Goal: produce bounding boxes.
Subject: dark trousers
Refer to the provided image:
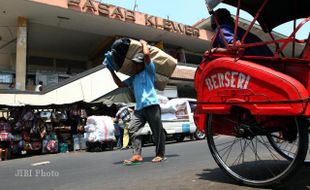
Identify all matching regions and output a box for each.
[128,105,165,156]
[115,128,124,148]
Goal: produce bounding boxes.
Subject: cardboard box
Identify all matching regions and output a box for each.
[117,39,178,90]
[155,73,170,91]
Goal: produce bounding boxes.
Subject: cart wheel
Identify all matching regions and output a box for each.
[267,119,310,165]
[206,113,308,188]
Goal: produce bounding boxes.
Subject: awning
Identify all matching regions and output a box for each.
[91,87,135,107]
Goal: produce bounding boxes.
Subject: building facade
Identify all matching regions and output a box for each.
[0,0,213,95]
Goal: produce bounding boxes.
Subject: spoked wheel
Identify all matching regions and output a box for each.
[267,119,310,165]
[206,113,308,188]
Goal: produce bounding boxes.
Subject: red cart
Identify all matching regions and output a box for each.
[194,0,310,187]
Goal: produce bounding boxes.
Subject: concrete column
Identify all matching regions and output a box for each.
[15,17,27,91]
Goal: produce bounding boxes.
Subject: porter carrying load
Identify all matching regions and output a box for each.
[104,38,177,90]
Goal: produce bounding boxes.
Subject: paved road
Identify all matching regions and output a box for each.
[0,140,309,190]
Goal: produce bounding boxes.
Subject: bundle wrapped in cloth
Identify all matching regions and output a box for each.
[105,38,178,91]
[84,116,115,142]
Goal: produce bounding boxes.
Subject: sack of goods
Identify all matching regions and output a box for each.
[84,116,115,142]
[105,38,178,91]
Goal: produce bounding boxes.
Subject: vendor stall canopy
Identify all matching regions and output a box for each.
[206,0,310,32]
[91,87,135,107]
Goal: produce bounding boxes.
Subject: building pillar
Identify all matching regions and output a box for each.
[15,17,27,90]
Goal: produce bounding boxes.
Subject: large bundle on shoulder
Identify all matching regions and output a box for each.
[110,38,178,91]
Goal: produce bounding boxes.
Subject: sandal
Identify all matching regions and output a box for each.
[151,156,167,163]
[123,155,143,166]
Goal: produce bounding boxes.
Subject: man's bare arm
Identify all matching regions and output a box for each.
[108,69,127,87]
[140,39,151,64]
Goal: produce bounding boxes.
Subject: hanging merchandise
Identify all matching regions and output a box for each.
[59,143,68,153]
[0,118,12,141]
[47,140,57,151]
[40,111,53,122]
[42,128,58,154]
[30,141,42,151]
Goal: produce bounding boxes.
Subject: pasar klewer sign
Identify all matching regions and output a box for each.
[67,0,200,37]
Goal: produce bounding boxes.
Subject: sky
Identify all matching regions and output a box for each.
[99,0,309,40]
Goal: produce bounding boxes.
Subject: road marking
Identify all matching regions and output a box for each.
[31,161,50,166]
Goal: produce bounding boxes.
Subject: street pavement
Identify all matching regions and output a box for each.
[0,140,309,190]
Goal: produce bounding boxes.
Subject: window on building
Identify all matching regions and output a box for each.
[0,73,13,84]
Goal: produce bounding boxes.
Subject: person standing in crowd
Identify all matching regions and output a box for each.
[108,39,166,164]
[69,104,81,151]
[210,8,273,56]
[113,120,123,149]
[35,81,43,92]
[9,82,15,89]
[0,117,11,161]
[115,105,133,149]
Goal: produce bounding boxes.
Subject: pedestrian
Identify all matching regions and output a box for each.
[108,39,166,164]
[35,81,43,92]
[210,8,273,56]
[115,105,133,149]
[0,117,11,161]
[113,119,123,149]
[9,82,15,89]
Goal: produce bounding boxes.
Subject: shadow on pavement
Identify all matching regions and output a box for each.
[278,166,310,190]
[197,165,310,190]
[113,154,180,165]
[197,168,240,186]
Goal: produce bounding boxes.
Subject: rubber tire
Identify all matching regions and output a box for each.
[268,121,310,166]
[206,114,308,188]
[194,128,206,140]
